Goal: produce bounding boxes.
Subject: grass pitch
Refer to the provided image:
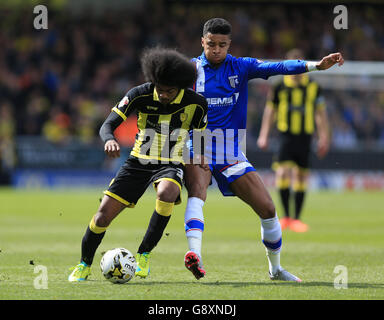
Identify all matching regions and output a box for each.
[0,187,383,300]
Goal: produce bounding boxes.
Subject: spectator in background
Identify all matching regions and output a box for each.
[0,2,383,148]
[0,101,16,184]
[331,114,358,149]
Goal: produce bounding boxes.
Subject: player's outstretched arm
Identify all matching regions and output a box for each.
[249,52,344,79]
[309,52,344,71]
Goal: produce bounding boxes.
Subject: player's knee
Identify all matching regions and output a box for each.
[276,166,290,180]
[185,179,208,200]
[157,183,180,203]
[93,212,111,228]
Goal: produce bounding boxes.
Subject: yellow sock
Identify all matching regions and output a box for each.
[155,199,174,217]
[89,215,107,234]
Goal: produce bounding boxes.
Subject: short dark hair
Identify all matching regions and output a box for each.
[203,18,232,36]
[140,47,197,89]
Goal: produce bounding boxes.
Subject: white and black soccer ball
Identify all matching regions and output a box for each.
[100,248,136,284]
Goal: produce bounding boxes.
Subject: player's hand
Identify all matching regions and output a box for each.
[194,154,210,171]
[104,139,121,158]
[316,53,344,70]
[257,136,269,150]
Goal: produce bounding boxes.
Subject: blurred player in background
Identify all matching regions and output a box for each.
[183,18,343,281]
[257,48,330,233]
[68,47,207,282]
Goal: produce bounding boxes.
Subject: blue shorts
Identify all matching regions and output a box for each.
[210,160,256,196]
[187,136,256,196]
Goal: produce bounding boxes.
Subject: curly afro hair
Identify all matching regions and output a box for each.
[141,47,197,89]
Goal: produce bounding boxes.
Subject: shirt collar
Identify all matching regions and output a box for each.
[153,87,185,104]
[199,52,210,66]
[199,52,230,68]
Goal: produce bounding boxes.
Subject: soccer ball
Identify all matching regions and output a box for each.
[100,248,136,284]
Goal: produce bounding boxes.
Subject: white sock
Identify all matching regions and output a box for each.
[260,214,282,275]
[266,250,281,275]
[184,197,205,259]
[187,237,202,260]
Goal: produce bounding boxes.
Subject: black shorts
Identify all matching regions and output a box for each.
[273,134,312,170]
[104,156,184,207]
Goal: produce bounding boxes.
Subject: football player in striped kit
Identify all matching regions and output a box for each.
[69,47,208,282]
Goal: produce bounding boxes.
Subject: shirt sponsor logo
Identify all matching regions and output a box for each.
[206,93,239,107]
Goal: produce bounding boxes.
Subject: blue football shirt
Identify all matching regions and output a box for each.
[192,53,308,164]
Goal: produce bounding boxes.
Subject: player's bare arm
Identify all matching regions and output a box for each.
[315,108,330,158]
[257,102,276,150]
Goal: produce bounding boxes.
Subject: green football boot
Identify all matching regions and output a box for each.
[135,252,151,278]
[68,262,91,282]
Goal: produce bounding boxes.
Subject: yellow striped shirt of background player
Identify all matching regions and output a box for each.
[257,48,330,232]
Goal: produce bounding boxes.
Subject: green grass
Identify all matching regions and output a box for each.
[0,187,383,300]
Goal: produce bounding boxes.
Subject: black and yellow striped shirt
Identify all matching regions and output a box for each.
[112,82,208,163]
[267,75,325,136]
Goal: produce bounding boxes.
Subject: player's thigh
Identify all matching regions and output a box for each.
[274,136,298,173]
[103,157,156,215]
[184,164,212,201]
[230,171,275,219]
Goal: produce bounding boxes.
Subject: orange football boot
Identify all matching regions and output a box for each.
[279,217,292,230]
[289,219,309,232]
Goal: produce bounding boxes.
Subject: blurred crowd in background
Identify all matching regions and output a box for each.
[1,0,384,177]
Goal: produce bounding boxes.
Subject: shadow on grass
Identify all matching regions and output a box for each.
[126,281,384,289]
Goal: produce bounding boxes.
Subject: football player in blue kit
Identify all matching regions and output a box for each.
[183,18,344,281]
